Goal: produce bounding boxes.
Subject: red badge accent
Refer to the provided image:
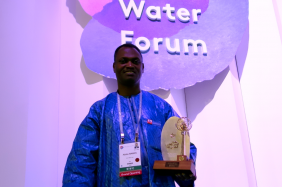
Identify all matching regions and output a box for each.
[135,158,140,162]
[147,119,153,124]
[119,170,142,177]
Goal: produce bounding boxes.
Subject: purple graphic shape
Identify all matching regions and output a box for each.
[93,0,209,39]
[81,0,249,90]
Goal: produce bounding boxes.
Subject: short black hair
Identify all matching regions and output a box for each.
[114,43,142,61]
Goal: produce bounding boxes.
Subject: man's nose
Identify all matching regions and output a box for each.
[126,61,133,67]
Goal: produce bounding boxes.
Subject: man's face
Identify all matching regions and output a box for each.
[113,47,144,87]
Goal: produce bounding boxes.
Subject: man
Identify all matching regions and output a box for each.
[135,142,139,149]
[63,44,197,187]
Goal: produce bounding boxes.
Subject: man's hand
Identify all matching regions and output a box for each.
[175,172,197,181]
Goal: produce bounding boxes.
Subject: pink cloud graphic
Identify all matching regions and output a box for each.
[79,0,112,16]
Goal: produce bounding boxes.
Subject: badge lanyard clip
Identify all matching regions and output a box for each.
[121,133,125,144]
[134,133,139,142]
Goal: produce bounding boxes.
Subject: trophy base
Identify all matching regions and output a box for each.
[153,155,196,179]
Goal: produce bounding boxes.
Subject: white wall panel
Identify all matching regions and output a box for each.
[184,61,250,187]
[0,1,31,186]
[57,1,108,185]
[238,1,282,187]
[24,1,61,187]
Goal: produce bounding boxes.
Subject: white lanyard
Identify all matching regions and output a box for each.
[117,91,142,144]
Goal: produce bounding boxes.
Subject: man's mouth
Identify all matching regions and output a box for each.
[124,71,135,75]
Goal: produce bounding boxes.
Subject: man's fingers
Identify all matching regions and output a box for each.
[175,172,196,181]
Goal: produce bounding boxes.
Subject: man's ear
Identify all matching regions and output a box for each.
[113,62,116,73]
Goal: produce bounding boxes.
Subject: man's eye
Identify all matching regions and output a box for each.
[133,59,140,64]
[119,59,126,64]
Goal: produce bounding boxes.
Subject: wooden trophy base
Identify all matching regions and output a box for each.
[153,155,196,179]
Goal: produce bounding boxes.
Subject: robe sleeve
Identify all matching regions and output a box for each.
[62,103,101,187]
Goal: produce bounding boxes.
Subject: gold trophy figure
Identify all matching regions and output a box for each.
[175,117,192,162]
[153,117,196,180]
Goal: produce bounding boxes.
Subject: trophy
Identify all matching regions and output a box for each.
[153,117,196,180]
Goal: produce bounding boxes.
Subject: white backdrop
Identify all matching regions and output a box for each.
[0,0,282,187]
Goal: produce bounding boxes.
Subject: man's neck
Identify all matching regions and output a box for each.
[117,83,141,97]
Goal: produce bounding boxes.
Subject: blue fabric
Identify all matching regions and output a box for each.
[63,91,197,187]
